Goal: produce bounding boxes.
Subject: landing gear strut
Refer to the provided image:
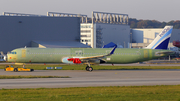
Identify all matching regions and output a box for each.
[85,63,93,72]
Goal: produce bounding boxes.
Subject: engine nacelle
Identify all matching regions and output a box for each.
[62,57,106,64]
[68,58,81,64]
[62,57,81,64]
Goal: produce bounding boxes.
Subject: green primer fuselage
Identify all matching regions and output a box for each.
[7,48,170,64]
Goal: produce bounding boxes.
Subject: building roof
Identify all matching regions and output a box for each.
[32,40,91,48]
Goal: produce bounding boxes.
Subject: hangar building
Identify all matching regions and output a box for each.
[0,12,88,53]
[80,11,130,48]
[48,11,130,48]
[131,28,180,48]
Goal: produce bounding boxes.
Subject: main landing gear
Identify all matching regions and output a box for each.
[85,63,93,72]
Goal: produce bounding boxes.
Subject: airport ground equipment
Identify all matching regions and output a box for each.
[4,65,34,72]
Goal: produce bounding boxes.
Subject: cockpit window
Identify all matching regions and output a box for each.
[10,52,17,54]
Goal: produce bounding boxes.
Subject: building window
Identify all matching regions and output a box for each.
[81,30,91,33]
[84,40,91,42]
[81,34,91,37]
[81,25,91,28]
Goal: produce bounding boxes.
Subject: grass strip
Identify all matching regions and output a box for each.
[0,75,70,79]
[1,64,180,70]
[1,85,180,101]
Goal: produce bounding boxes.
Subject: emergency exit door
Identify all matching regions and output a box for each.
[22,49,26,58]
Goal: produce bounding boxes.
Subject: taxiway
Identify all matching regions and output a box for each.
[0,69,180,89]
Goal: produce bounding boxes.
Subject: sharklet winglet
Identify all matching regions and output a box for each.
[108,46,117,56]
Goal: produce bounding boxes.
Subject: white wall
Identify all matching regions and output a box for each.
[80,23,93,47]
[131,28,180,48]
[132,28,180,43]
[132,28,163,43]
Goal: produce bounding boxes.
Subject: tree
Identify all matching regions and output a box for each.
[128,18,180,29]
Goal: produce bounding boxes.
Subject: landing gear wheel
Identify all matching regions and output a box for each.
[14,68,18,72]
[88,67,93,72]
[86,66,89,71]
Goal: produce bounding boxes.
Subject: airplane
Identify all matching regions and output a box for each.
[173,40,180,48]
[7,26,174,71]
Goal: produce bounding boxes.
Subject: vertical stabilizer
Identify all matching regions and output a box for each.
[146,26,173,49]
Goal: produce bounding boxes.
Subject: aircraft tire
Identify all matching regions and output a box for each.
[30,69,34,72]
[86,66,89,71]
[14,68,18,72]
[88,67,93,72]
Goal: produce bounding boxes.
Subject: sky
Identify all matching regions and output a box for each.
[0,0,179,22]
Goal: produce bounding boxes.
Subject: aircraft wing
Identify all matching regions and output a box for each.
[79,46,116,60]
[66,46,116,64]
[79,55,107,60]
